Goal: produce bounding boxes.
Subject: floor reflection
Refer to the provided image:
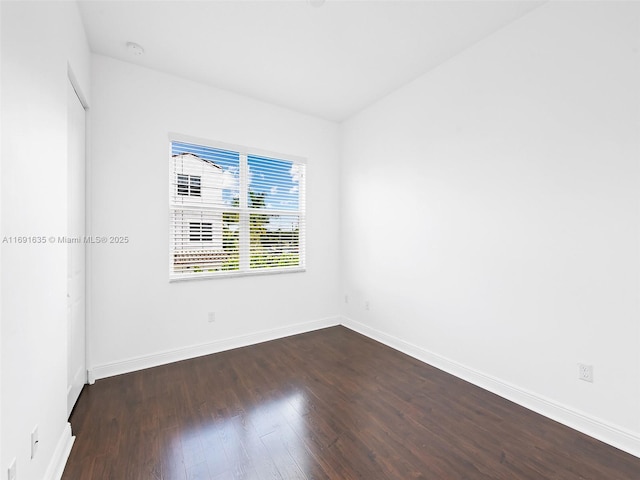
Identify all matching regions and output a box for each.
[168,389,311,479]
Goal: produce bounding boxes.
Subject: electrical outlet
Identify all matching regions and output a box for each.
[207,312,216,323]
[31,425,39,459]
[364,300,370,311]
[578,363,594,383]
[344,295,349,304]
[7,458,16,480]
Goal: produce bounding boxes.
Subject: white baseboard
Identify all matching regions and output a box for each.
[340,315,640,459]
[44,422,75,480]
[85,314,640,458]
[88,316,340,382]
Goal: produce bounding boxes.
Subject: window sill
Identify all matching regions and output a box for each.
[169,267,306,282]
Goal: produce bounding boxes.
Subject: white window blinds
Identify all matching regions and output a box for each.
[170,139,306,280]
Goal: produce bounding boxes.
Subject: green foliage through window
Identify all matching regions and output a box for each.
[170,140,305,279]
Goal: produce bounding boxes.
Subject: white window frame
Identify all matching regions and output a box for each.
[169,133,306,281]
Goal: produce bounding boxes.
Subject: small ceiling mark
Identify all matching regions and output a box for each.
[126,41,145,56]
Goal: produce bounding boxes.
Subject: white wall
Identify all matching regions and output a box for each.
[88,55,341,378]
[1,1,90,479]
[0,2,3,475]
[341,1,640,453]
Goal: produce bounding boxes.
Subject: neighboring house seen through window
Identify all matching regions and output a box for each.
[177,174,201,197]
[189,222,213,242]
[169,138,306,279]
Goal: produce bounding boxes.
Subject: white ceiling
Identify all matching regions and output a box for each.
[78,0,544,122]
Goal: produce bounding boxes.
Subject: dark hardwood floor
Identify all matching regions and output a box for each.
[63,326,640,479]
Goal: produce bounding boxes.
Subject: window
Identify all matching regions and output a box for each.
[177,174,201,197]
[169,137,306,280]
[189,222,213,242]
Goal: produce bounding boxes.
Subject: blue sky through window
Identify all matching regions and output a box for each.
[248,155,300,211]
[172,142,301,213]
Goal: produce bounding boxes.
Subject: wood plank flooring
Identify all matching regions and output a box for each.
[63,326,640,479]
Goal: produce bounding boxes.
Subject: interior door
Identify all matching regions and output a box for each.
[67,79,86,416]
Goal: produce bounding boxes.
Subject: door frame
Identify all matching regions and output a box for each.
[67,66,89,415]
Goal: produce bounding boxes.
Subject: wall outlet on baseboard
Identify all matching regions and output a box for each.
[578,363,594,383]
[7,458,16,480]
[364,300,370,311]
[207,312,216,323]
[344,294,349,304]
